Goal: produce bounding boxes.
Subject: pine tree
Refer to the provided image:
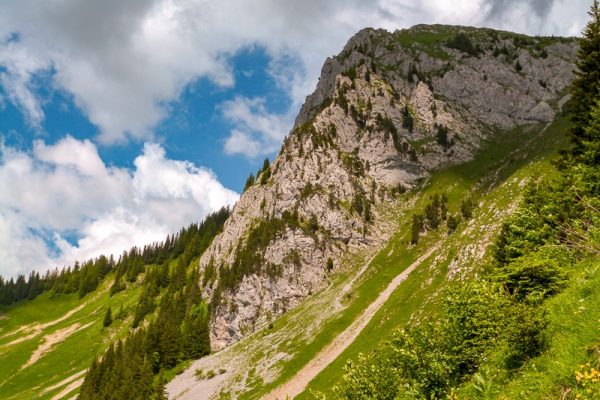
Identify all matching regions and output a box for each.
[447,214,459,233]
[183,312,211,359]
[440,194,448,221]
[110,274,125,296]
[259,158,271,184]
[103,307,113,327]
[326,257,334,271]
[243,173,255,192]
[461,198,474,219]
[411,214,423,244]
[569,0,600,155]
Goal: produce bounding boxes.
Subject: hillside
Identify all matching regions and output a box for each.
[200,24,576,350]
[0,22,595,400]
[167,115,572,399]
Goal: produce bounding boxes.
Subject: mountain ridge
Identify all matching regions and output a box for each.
[0,23,585,400]
[199,24,577,350]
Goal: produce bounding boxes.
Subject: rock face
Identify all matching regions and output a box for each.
[200,25,577,350]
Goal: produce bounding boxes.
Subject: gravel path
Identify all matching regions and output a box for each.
[263,245,439,400]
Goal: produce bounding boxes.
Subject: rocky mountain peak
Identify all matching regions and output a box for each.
[200,25,577,349]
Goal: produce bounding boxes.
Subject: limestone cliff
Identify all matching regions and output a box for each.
[200,25,576,349]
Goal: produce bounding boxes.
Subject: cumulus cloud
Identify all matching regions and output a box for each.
[222,96,292,158]
[0,136,239,278]
[0,1,589,146]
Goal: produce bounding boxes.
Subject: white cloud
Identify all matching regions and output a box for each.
[0,0,590,145]
[222,96,292,158]
[0,39,47,129]
[0,136,239,278]
[223,130,263,159]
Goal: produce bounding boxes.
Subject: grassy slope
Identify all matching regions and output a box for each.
[173,118,567,400]
[501,258,600,399]
[450,255,600,400]
[455,258,600,399]
[0,274,142,400]
[297,119,570,398]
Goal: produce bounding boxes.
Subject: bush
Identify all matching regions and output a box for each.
[447,32,481,56]
[402,105,414,133]
[515,60,523,72]
[494,246,570,301]
[326,257,334,271]
[436,124,450,147]
[505,303,548,367]
[334,283,514,399]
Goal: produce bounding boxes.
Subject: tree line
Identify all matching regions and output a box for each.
[0,207,230,306]
[79,207,230,399]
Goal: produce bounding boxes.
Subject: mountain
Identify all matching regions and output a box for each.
[200,24,576,349]
[1,22,596,400]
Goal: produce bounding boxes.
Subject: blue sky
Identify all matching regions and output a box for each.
[1,46,287,192]
[0,0,591,278]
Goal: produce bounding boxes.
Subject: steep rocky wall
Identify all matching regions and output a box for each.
[200,25,576,350]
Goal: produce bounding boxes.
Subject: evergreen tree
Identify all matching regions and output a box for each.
[103,307,113,327]
[446,214,459,233]
[259,158,271,184]
[402,105,414,132]
[116,304,125,320]
[440,194,449,221]
[460,197,475,219]
[183,312,211,359]
[66,208,230,397]
[411,214,423,244]
[110,273,125,296]
[326,257,334,272]
[243,173,255,192]
[570,0,600,155]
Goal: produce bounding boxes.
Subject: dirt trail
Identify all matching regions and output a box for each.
[263,245,439,400]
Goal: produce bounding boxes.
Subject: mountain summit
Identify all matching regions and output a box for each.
[199,24,577,349]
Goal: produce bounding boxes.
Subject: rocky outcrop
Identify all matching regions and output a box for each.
[200,25,577,350]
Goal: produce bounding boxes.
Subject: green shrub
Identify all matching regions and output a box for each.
[446,32,481,56]
[326,257,334,271]
[436,124,450,147]
[495,247,569,301]
[402,105,414,133]
[334,283,514,399]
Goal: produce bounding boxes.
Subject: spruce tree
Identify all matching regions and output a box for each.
[243,173,255,192]
[259,158,271,184]
[570,0,600,154]
[103,306,113,327]
[411,214,423,244]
